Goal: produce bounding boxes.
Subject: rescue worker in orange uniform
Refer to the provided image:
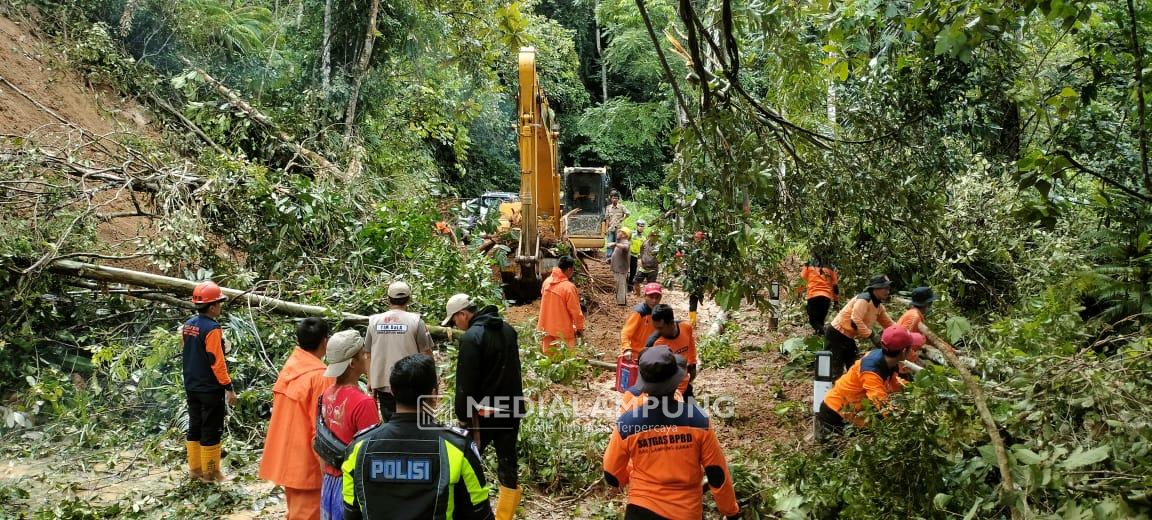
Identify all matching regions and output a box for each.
[182,281,237,482]
[538,255,585,355]
[799,256,839,334]
[603,346,741,520]
[899,286,949,355]
[815,326,913,444]
[619,283,663,361]
[824,274,895,379]
[643,304,697,397]
[259,318,335,519]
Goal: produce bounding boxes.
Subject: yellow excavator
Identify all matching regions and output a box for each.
[489,47,608,300]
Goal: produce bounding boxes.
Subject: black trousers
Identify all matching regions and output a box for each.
[479,422,520,488]
[824,325,858,380]
[374,389,396,421]
[815,401,846,445]
[628,256,638,288]
[624,504,670,519]
[186,390,226,447]
[689,292,703,313]
[806,296,832,334]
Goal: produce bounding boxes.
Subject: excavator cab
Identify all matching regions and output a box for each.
[562,167,609,251]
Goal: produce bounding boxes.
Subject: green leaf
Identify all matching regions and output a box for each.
[962,498,984,520]
[779,337,807,356]
[1059,446,1109,469]
[832,60,849,82]
[1013,447,1045,465]
[933,493,952,509]
[945,316,972,343]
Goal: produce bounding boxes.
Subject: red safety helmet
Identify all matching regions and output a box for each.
[192,281,227,304]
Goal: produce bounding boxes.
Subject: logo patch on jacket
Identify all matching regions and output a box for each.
[368,456,432,482]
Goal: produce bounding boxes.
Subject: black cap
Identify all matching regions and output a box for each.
[636,346,686,396]
[866,274,892,290]
[910,287,937,307]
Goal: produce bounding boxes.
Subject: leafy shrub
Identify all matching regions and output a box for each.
[770,305,1152,519]
[699,327,742,369]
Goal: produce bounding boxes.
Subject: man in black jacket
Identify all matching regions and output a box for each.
[442,294,525,520]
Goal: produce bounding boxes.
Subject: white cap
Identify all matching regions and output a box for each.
[323,330,364,377]
[388,281,412,299]
[635,219,646,226]
[441,293,474,326]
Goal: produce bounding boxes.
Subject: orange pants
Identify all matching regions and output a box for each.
[541,334,575,356]
[284,486,321,520]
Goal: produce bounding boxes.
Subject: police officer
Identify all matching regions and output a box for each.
[342,354,493,520]
[365,281,434,420]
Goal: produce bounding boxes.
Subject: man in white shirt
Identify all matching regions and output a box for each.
[364,281,434,419]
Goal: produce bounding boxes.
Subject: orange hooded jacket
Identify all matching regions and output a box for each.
[258,347,333,490]
[539,267,585,340]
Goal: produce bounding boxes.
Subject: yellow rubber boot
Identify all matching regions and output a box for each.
[495,485,522,520]
[689,311,698,328]
[186,441,203,479]
[200,443,227,482]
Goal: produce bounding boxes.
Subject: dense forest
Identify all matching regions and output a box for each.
[0,0,1150,518]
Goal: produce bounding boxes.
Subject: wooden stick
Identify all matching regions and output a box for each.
[924,331,1025,518]
[146,92,227,155]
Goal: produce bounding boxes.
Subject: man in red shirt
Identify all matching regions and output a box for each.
[643,304,697,397]
[318,330,380,520]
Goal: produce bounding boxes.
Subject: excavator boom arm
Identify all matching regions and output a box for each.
[516,47,561,275]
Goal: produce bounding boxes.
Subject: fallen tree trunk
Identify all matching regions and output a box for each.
[44,259,459,340]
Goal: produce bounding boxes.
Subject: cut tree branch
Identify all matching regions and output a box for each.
[178,57,343,178]
[145,92,227,155]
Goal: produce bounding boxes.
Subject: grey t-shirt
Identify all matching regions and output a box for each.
[364,308,433,392]
[611,239,631,274]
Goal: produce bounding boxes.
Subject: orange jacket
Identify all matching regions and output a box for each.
[258,347,333,490]
[823,349,906,427]
[604,397,740,518]
[800,265,839,301]
[897,308,926,364]
[619,303,656,357]
[618,386,683,414]
[539,267,585,339]
[645,321,696,394]
[831,292,894,339]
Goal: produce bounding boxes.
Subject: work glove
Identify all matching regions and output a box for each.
[869,334,882,349]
